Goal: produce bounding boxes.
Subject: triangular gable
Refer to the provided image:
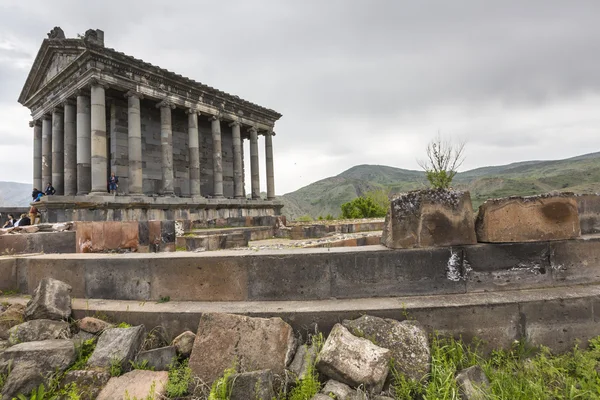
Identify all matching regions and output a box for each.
[18,39,87,105]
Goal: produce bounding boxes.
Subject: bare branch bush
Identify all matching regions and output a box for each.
[417,134,466,189]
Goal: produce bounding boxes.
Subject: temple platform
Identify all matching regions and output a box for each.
[34,195,283,223]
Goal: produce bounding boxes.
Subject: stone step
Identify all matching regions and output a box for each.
[2,236,599,302]
[3,283,600,353]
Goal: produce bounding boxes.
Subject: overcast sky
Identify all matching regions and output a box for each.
[1,1,600,194]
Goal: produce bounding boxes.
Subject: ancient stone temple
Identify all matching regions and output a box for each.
[19,27,282,222]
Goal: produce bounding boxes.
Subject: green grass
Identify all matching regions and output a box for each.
[67,338,96,372]
[166,358,192,398]
[390,334,600,400]
[208,366,236,400]
[116,322,132,328]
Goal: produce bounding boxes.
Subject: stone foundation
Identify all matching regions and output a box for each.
[34,195,283,223]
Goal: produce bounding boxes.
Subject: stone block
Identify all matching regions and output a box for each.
[189,313,296,384]
[577,194,600,234]
[61,370,111,400]
[91,221,105,252]
[148,220,162,245]
[0,304,25,340]
[136,346,176,371]
[138,221,149,246]
[0,258,16,291]
[316,324,390,392]
[342,315,430,381]
[0,339,76,379]
[97,370,168,400]
[75,222,93,253]
[321,380,354,399]
[228,369,275,400]
[381,189,476,249]
[120,221,139,249]
[476,194,580,243]
[87,325,146,372]
[103,222,123,250]
[25,277,72,321]
[288,343,318,380]
[1,360,43,400]
[7,319,70,345]
[456,365,489,400]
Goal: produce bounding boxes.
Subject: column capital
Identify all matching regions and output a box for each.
[208,114,221,122]
[29,120,42,127]
[42,114,52,121]
[229,120,241,128]
[247,126,258,135]
[75,88,90,97]
[156,98,175,109]
[263,130,276,137]
[63,98,76,107]
[186,108,200,115]
[52,106,64,114]
[124,90,144,100]
[88,77,108,89]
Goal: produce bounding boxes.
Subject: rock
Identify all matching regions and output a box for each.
[136,346,176,371]
[1,361,44,400]
[25,278,72,321]
[0,340,7,352]
[7,319,70,345]
[476,194,580,243]
[342,315,430,381]
[77,317,113,334]
[0,304,25,340]
[311,395,332,400]
[381,189,477,249]
[322,380,354,399]
[228,369,275,400]
[52,222,72,232]
[316,324,390,392]
[456,365,489,400]
[87,325,145,372]
[0,340,75,400]
[21,225,39,234]
[61,370,111,400]
[189,313,296,384]
[373,396,395,400]
[96,369,168,400]
[289,343,318,380]
[72,331,96,349]
[172,330,195,357]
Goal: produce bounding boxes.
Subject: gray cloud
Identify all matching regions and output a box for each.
[1,0,600,191]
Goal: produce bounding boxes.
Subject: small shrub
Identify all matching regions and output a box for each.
[166,358,192,398]
[340,196,387,219]
[14,383,58,400]
[208,366,236,400]
[68,338,96,372]
[157,296,170,304]
[130,359,155,371]
[116,322,132,328]
[296,215,313,222]
[288,332,325,400]
[109,357,123,377]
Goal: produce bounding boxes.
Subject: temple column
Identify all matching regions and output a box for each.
[51,107,64,195]
[187,109,201,196]
[249,127,260,199]
[63,100,77,195]
[76,93,91,195]
[41,116,52,188]
[230,121,244,199]
[90,82,107,194]
[31,120,42,191]
[265,131,275,200]
[210,116,223,198]
[126,91,143,194]
[157,99,175,195]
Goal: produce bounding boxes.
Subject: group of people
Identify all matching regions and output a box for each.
[2,213,31,228]
[32,183,56,202]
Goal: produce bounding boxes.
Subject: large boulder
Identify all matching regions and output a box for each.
[342,315,430,381]
[172,330,195,357]
[381,189,476,249]
[96,370,168,400]
[456,365,489,400]
[0,340,76,400]
[25,278,72,321]
[61,370,111,400]
[228,369,275,400]
[475,194,580,243]
[189,313,296,384]
[87,326,145,372]
[7,319,70,345]
[316,324,390,392]
[0,304,25,340]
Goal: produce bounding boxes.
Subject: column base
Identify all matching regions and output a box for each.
[88,191,110,196]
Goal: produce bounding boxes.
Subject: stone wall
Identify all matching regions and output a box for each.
[577,194,600,234]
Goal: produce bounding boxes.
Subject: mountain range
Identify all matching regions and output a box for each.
[279,152,600,220]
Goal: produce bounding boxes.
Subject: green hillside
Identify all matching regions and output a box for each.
[280,152,600,220]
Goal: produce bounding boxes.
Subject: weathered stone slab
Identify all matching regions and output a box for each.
[1,360,44,400]
[136,346,176,371]
[189,313,296,384]
[87,326,145,372]
[316,324,390,392]
[25,277,72,321]
[578,194,600,234]
[321,379,354,399]
[172,330,195,357]
[96,370,168,400]
[289,343,318,380]
[456,365,489,400]
[476,194,580,243]
[342,315,430,381]
[381,189,476,249]
[7,319,70,345]
[61,370,111,400]
[77,316,113,334]
[0,304,25,340]
[228,369,275,400]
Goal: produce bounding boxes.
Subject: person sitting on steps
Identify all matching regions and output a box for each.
[44,182,55,195]
[2,214,15,228]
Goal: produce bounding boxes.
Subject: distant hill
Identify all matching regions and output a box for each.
[0,182,32,207]
[280,152,600,220]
